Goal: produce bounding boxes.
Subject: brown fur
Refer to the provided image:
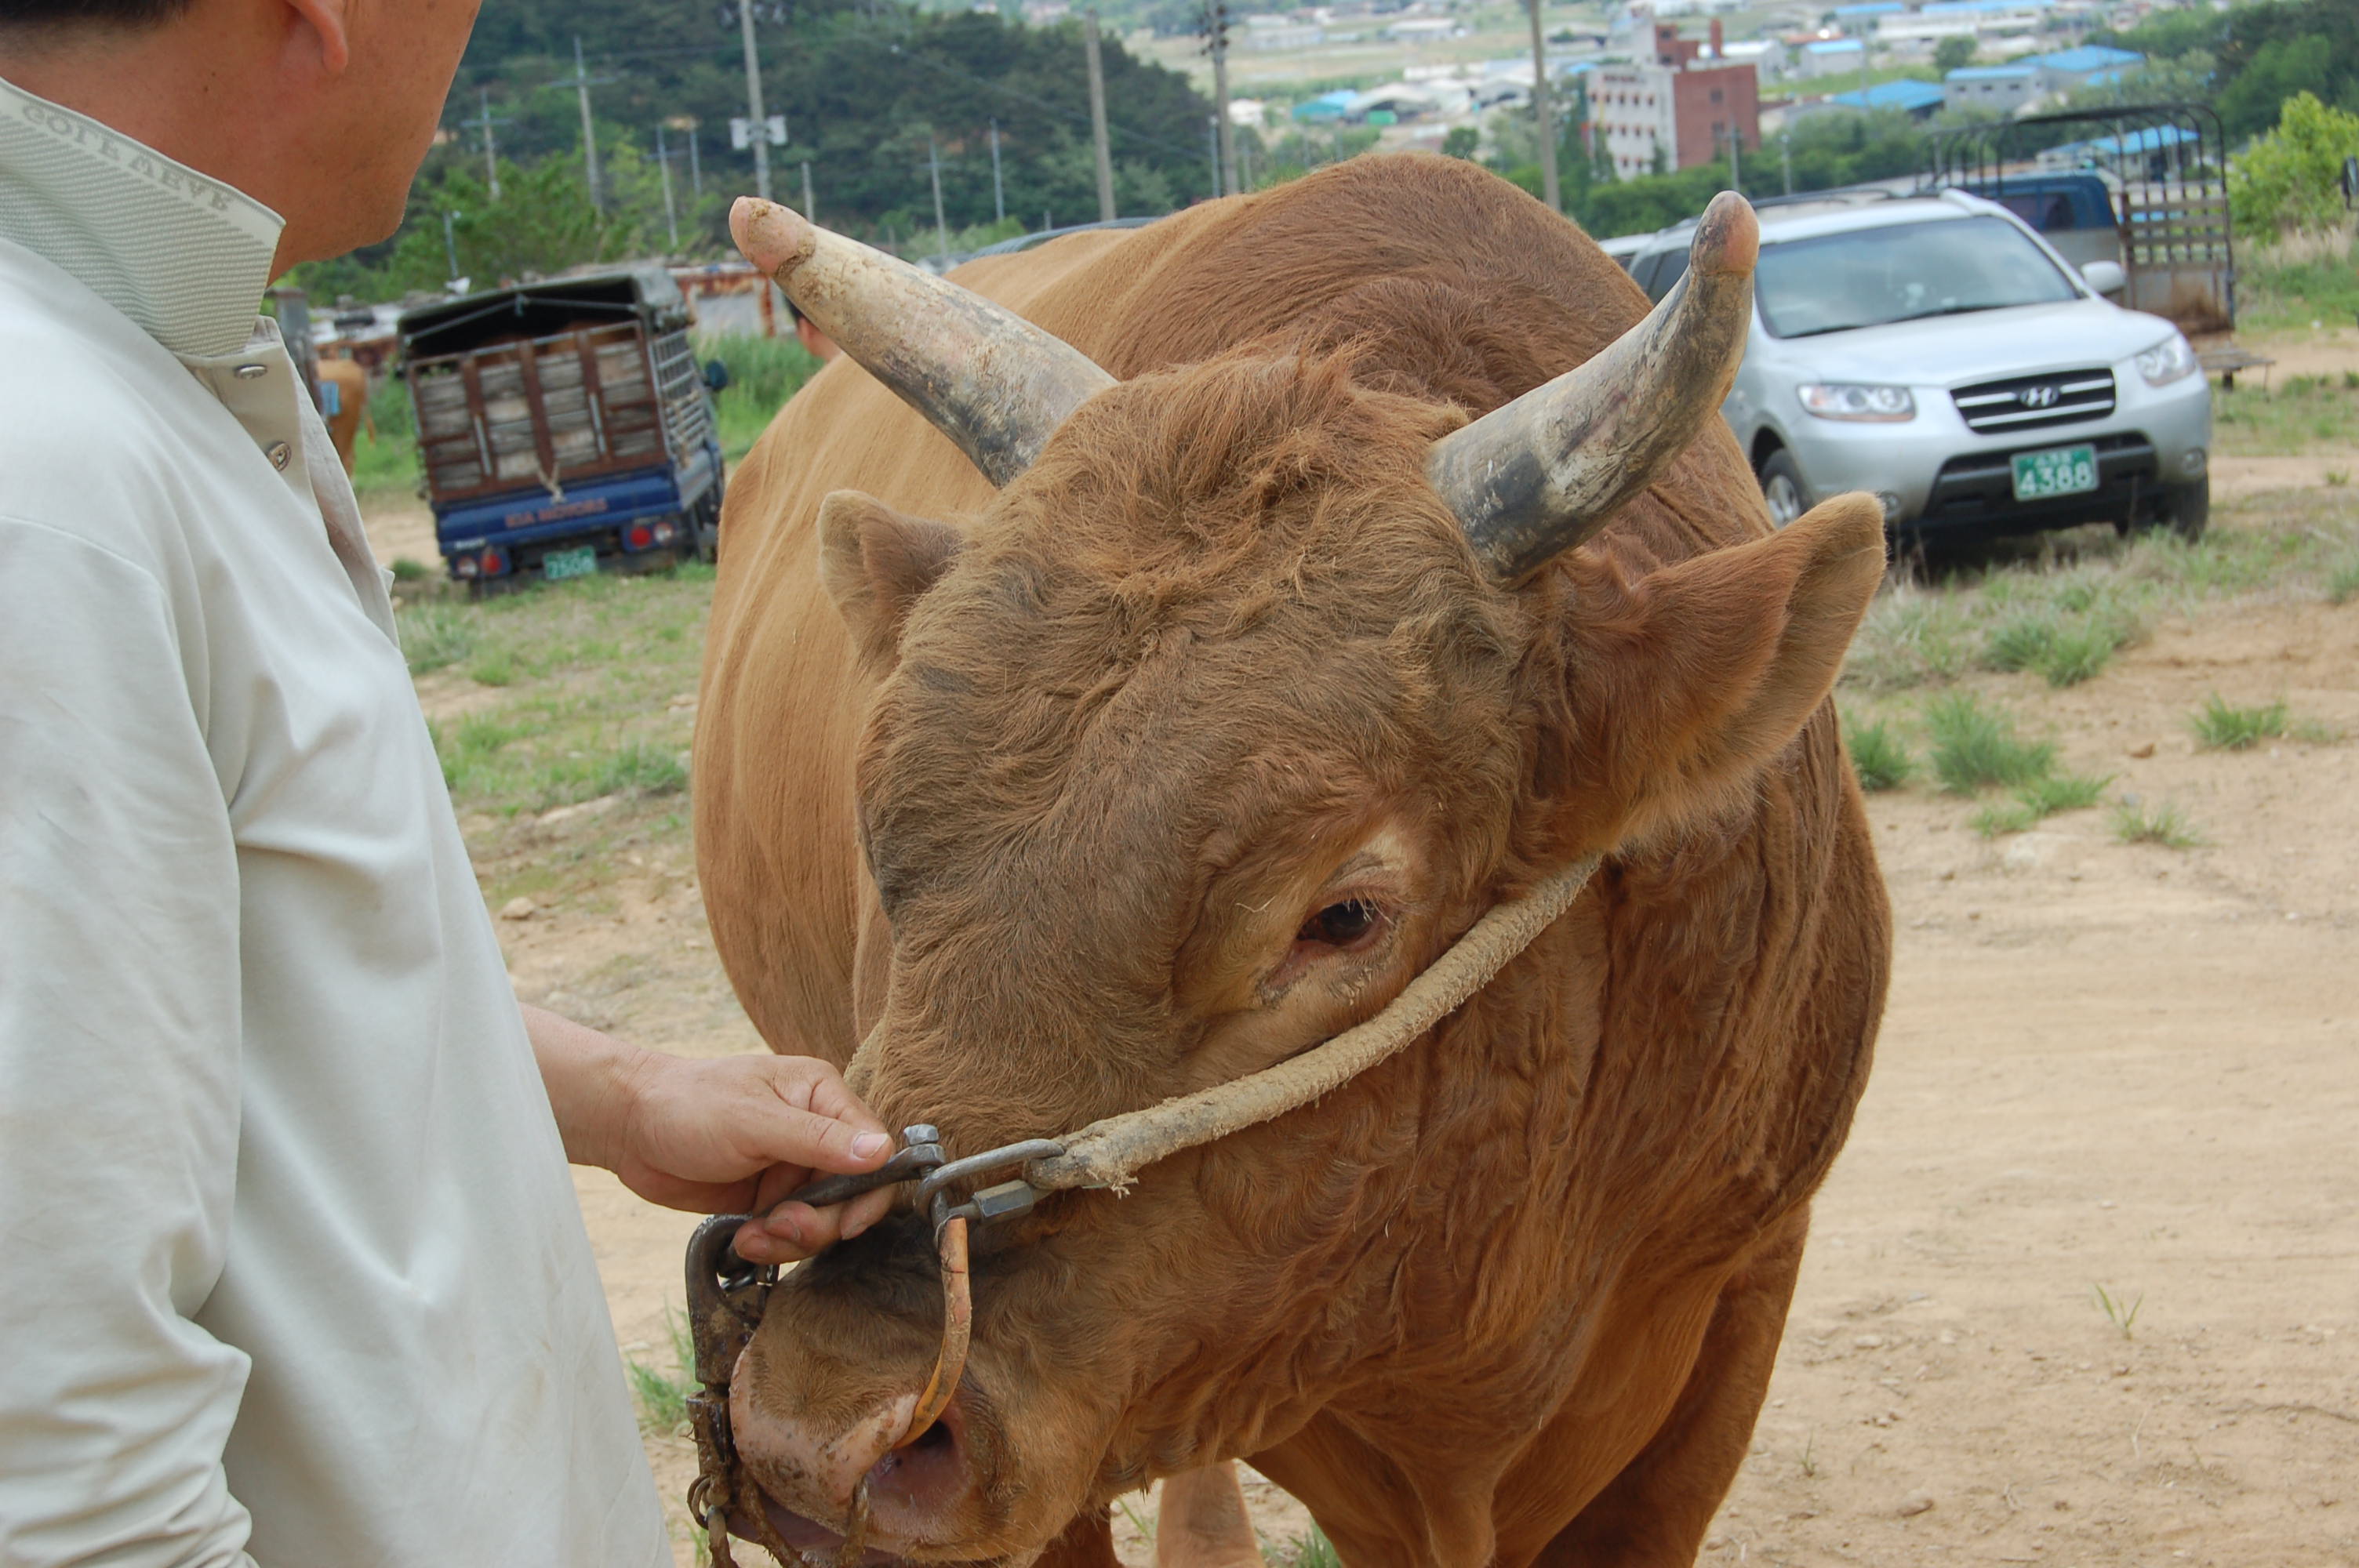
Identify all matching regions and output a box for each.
[694,156,1891,1565]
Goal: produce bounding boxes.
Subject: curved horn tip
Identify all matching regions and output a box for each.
[1691,191,1760,278]
[729,195,816,279]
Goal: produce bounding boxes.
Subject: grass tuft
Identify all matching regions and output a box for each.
[1925,692,2055,794]
[2328,557,2359,607]
[397,601,478,675]
[623,1308,696,1436]
[2112,798,2205,849]
[390,555,431,582]
[1970,769,2111,837]
[1845,716,1915,792]
[1270,1526,1343,1568]
[2190,694,2288,751]
[2092,1283,2144,1341]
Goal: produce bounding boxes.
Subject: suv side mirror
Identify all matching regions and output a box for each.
[2080,260,2126,296]
[703,358,732,393]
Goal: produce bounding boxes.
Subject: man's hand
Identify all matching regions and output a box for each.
[524,1005,896,1266]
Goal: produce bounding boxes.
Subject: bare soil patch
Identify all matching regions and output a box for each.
[375,485,2359,1565]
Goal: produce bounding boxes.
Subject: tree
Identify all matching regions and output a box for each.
[1932,35,1976,74]
[2214,0,2359,142]
[1442,125,1481,160]
[2228,91,2359,238]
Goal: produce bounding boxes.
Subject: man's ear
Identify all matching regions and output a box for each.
[1522,492,1888,855]
[817,490,966,670]
[282,0,354,73]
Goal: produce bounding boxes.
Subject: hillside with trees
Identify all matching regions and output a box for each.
[296,0,1212,299]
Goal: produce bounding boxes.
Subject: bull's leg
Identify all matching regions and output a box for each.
[1153,1464,1264,1568]
[1531,1210,1808,1566]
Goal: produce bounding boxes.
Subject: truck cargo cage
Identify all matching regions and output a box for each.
[1922,103,2235,336]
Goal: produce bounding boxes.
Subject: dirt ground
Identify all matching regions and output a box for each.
[370,346,2359,1566]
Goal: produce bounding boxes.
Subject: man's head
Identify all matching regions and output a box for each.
[0,0,482,276]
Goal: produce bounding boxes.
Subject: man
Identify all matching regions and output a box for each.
[0,2,892,1563]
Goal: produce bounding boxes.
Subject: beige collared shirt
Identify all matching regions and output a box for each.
[0,78,669,1567]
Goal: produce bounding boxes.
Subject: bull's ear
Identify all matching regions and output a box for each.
[818,489,965,669]
[1525,493,1886,853]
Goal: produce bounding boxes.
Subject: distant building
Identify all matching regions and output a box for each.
[1943,61,2038,111]
[1593,20,1761,178]
[1824,78,1947,116]
[1797,36,1866,78]
[2028,43,2142,91]
[1243,15,1327,49]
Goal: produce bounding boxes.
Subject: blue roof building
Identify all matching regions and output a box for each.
[1943,61,2038,111]
[1828,78,1948,115]
[2030,44,2142,75]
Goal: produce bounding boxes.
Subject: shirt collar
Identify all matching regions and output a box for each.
[0,74,284,358]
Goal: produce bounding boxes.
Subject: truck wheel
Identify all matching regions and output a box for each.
[1759,448,1811,528]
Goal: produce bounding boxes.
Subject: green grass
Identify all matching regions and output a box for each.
[2211,372,2359,459]
[703,334,827,461]
[1843,714,1915,791]
[1979,608,2136,688]
[1924,692,2056,795]
[623,1308,696,1436]
[2190,694,2289,751]
[2328,556,2359,606]
[1971,768,2113,837]
[1268,1526,1342,1568]
[2238,242,2359,336]
[2112,797,2205,849]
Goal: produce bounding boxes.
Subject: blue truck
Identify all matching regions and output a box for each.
[398,267,725,587]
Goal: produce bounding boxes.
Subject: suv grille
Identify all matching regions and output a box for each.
[1950,368,2115,435]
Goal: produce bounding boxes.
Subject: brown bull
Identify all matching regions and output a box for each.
[693,155,1891,1566]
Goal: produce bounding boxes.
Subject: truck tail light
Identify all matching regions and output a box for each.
[626,523,655,550]
[480,547,509,577]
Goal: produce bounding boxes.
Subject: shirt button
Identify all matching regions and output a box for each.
[235,363,269,379]
[267,441,292,470]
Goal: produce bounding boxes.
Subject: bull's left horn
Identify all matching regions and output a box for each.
[1426,191,1760,583]
[731,197,1117,488]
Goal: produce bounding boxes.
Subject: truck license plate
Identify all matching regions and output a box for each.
[543,545,598,582]
[2010,443,2099,502]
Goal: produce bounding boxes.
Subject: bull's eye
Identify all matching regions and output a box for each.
[1298,898,1383,949]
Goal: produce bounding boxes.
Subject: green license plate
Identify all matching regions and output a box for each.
[2010,443,2099,502]
[542,545,598,582]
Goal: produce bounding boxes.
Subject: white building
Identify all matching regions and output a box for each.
[1796,36,1866,78]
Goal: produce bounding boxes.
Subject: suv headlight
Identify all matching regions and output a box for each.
[2135,333,2199,387]
[1797,383,1916,422]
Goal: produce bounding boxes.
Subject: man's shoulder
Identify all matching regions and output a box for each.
[0,247,241,574]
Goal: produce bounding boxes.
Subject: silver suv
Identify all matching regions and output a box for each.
[1624,188,2212,539]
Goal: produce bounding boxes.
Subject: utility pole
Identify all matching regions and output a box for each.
[1781,129,1793,194]
[552,37,617,209]
[1726,122,1740,191]
[739,0,772,199]
[990,118,1006,224]
[685,121,703,196]
[441,210,463,281]
[799,156,815,221]
[1527,0,1560,213]
[1084,11,1118,221]
[1201,0,1237,199]
[656,122,681,252]
[929,134,951,262]
[463,89,509,200]
[1206,113,1223,198]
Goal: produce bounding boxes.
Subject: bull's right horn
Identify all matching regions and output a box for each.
[731,197,1118,488]
[1426,191,1760,583]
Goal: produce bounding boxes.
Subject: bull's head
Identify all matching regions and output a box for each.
[721,187,1883,1563]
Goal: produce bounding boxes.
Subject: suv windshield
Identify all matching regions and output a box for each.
[1754,214,2080,339]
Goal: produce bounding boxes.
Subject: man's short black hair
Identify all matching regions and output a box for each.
[0,0,193,27]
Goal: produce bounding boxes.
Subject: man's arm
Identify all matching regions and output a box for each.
[0,519,259,1567]
[522,1006,897,1266]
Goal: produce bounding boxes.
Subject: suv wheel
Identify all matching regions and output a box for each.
[2120,477,2208,543]
[1759,448,1811,528]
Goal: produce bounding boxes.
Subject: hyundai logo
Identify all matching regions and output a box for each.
[2019,384,2060,408]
